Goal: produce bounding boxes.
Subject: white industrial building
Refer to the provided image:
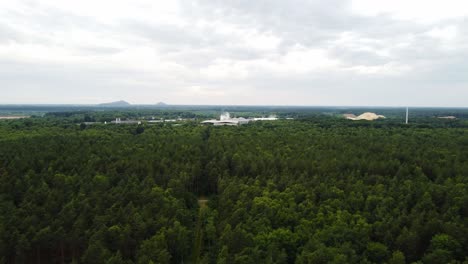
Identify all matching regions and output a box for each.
[253,115,278,121]
[201,112,278,126]
[111,118,141,124]
[202,112,250,126]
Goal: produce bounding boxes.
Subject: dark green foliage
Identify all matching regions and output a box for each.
[0,111,467,263]
[135,126,144,135]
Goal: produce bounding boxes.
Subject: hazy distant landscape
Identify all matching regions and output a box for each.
[1,103,468,119]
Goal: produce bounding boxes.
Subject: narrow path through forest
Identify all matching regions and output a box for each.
[192,197,209,263]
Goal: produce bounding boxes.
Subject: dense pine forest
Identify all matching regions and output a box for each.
[1,108,467,263]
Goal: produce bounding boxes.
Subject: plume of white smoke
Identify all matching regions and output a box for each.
[220,112,231,121]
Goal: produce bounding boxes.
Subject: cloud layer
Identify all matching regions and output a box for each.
[1,0,467,106]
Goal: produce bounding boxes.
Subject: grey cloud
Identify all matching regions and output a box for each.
[191,0,467,61]
[190,0,352,45]
[0,0,467,106]
[119,18,272,67]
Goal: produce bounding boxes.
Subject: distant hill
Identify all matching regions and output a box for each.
[344,112,385,121]
[155,102,168,106]
[98,100,131,107]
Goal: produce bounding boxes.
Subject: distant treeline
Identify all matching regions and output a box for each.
[1,105,468,121]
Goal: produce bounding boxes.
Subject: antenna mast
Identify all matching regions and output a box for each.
[405,107,409,124]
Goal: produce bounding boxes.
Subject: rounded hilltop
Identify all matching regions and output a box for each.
[98,100,131,107]
[344,112,385,121]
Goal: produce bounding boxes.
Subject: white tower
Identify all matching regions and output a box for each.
[405,107,409,124]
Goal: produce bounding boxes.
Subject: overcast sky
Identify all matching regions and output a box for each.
[0,0,467,106]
